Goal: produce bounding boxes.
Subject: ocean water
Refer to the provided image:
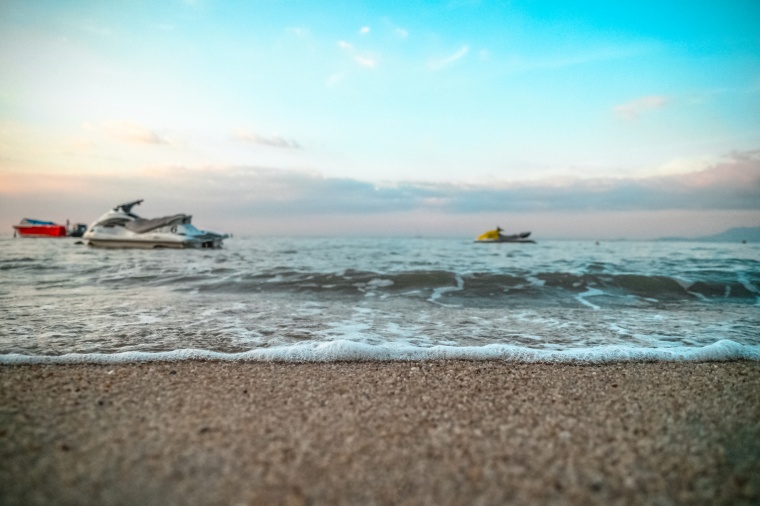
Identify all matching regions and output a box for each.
[1,235,758,364]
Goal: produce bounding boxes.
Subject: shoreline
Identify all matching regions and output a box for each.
[2,360,759,505]
[1,337,757,364]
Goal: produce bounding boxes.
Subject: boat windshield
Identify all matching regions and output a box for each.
[114,199,144,218]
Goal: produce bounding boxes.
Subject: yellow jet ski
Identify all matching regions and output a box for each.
[475,227,535,243]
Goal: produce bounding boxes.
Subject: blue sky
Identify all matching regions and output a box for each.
[1,0,758,238]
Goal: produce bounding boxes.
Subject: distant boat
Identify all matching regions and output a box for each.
[475,227,535,243]
[67,222,88,238]
[13,218,67,238]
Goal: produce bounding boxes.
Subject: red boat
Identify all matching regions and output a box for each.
[13,218,67,238]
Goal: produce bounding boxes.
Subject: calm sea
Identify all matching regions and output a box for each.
[1,236,758,363]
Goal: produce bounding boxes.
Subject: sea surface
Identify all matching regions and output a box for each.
[1,235,758,364]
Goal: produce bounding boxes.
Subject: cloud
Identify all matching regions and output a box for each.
[613,95,668,120]
[441,151,760,213]
[337,40,377,68]
[670,149,760,191]
[103,121,170,145]
[326,71,348,88]
[380,18,408,39]
[286,27,309,38]
[337,40,354,51]
[354,55,377,68]
[231,129,300,149]
[428,45,469,70]
[261,150,756,214]
[359,26,370,35]
[2,151,757,239]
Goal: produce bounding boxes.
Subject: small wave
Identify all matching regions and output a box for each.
[182,269,759,305]
[0,258,57,271]
[2,339,758,365]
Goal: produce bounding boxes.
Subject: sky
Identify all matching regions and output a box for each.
[1,0,759,239]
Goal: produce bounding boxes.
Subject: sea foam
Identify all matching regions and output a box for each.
[1,339,758,365]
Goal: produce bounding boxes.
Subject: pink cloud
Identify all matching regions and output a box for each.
[231,129,300,149]
[613,95,668,120]
[671,149,760,189]
[103,121,169,145]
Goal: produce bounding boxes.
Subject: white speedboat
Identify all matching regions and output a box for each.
[83,200,228,249]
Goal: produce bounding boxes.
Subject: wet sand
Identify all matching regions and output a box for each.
[1,360,759,505]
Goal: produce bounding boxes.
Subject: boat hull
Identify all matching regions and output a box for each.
[13,225,67,237]
[474,238,536,244]
[474,231,535,243]
[475,229,533,243]
[86,237,223,249]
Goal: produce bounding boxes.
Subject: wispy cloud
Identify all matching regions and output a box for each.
[103,121,170,145]
[286,27,310,38]
[337,40,377,68]
[613,95,669,120]
[325,71,348,89]
[380,18,409,39]
[354,55,377,68]
[231,128,300,149]
[428,45,469,70]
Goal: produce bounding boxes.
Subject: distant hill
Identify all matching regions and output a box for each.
[659,226,760,243]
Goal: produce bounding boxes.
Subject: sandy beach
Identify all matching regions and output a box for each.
[1,360,758,505]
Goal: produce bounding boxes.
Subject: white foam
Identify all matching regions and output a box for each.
[736,272,760,306]
[574,286,604,310]
[737,272,759,295]
[428,274,464,306]
[1,340,757,365]
[137,314,159,324]
[367,278,394,288]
